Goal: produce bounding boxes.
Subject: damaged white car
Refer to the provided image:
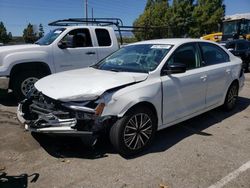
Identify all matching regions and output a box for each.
[17,39,244,156]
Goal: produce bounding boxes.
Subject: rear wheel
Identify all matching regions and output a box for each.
[12,71,48,100]
[109,106,157,156]
[223,82,239,111]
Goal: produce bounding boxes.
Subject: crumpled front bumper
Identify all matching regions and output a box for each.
[17,102,93,136]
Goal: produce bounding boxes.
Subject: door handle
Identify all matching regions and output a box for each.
[86,51,96,55]
[200,75,207,81]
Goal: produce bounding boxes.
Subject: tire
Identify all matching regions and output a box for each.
[109,106,157,157]
[12,70,48,100]
[223,82,239,111]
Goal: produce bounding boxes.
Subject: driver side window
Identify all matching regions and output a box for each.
[61,29,92,48]
[167,43,200,70]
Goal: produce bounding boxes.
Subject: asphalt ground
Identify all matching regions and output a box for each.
[0,74,249,188]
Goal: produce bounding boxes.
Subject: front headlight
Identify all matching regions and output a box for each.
[62,100,105,116]
[94,103,105,116]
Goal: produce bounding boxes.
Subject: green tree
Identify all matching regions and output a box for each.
[23,23,37,43]
[191,0,225,37]
[133,0,225,39]
[169,0,195,37]
[133,0,170,40]
[8,32,12,41]
[0,21,12,43]
[145,0,154,10]
[38,23,44,39]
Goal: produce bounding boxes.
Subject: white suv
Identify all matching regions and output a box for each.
[17,39,245,156]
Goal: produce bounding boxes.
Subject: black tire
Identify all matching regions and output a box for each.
[223,82,239,111]
[109,106,157,157]
[12,70,48,100]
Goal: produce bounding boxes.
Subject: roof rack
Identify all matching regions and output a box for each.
[48,18,125,44]
[48,18,170,44]
[48,18,124,27]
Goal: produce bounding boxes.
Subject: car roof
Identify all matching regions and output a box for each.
[131,38,216,46]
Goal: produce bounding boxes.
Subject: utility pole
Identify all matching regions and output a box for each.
[92,8,94,21]
[85,0,88,25]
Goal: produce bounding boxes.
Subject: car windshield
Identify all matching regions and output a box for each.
[93,44,172,73]
[35,28,66,45]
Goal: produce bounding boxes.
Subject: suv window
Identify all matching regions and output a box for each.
[95,29,112,46]
[200,42,229,65]
[167,43,200,70]
[61,29,92,48]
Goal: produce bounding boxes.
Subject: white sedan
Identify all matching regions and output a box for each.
[17,39,245,156]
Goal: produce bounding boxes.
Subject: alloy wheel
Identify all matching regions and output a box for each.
[227,84,238,108]
[123,113,153,150]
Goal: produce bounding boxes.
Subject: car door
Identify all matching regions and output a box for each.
[199,42,231,107]
[161,43,207,124]
[53,28,98,72]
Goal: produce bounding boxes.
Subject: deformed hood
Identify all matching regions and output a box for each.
[35,67,148,102]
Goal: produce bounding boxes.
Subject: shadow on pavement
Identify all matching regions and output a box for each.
[0,91,18,107]
[32,96,250,159]
[0,172,39,188]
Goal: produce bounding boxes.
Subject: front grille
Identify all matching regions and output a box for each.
[30,93,71,119]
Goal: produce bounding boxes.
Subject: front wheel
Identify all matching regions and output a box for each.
[109,106,157,156]
[12,71,48,100]
[223,82,239,111]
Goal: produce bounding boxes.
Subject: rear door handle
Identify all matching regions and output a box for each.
[86,51,96,55]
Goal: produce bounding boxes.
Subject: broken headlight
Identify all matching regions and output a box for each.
[62,100,105,116]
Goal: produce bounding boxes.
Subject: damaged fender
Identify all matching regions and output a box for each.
[101,77,163,126]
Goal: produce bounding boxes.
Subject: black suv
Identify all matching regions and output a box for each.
[224,40,250,72]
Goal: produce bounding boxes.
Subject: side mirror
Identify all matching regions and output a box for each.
[58,41,67,49]
[227,48,234,52]
[161,63,187,75]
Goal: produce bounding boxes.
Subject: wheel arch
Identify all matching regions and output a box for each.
[223,79,239,102]
[121,101,159,127]
[9,62,51,89]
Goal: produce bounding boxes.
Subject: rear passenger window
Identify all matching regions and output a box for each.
[200,43,229,65]
[95,29,112,46]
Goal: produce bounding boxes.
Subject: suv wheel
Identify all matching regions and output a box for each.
[12,71,47,100]
[223,82,239,111]
[109,106,157,156]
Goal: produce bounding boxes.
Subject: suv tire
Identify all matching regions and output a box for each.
[12,70,48,100]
